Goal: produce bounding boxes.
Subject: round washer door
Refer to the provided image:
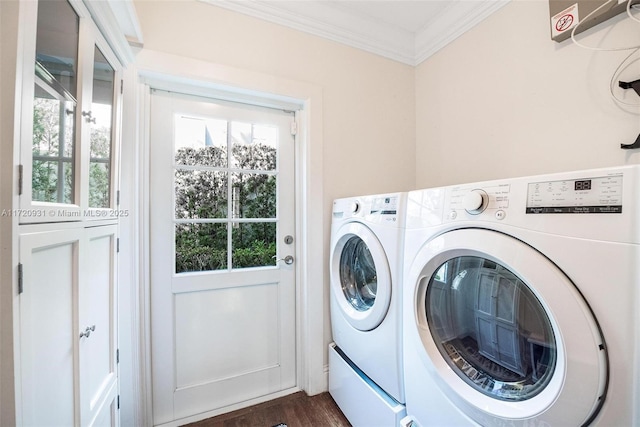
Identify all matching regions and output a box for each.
[330,221,392,331]
[408,228,607,426]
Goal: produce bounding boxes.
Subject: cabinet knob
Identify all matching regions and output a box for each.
[81,111,96,124]
[79,325,96,339]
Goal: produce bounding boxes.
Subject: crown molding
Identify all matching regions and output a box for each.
[414,0,510,64]
[83,0,144,65]
[202,0,417,65]
[202,0,510,66]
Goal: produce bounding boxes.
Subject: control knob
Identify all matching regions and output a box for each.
[350,201,360,214]
[463,189,489,214]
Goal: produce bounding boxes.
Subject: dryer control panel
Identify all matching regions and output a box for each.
[332,194,402,225]
[365,195,401,224]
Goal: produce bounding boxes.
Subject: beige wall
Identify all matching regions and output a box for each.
[134,0,416,197]
[416,0,640,188]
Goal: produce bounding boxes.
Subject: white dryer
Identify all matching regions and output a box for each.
[402,166,640,426]
[329,192,407,426]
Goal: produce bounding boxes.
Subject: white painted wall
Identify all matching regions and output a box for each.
[132,0,416,383]
[416,0,640,188]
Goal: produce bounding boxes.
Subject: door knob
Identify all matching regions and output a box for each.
[273,255,294,265]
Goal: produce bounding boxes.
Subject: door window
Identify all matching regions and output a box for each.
[426,256,556,401]
[339,236,377,311]
[173,114,278,273]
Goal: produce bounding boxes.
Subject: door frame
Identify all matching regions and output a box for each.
[119,49,325,426]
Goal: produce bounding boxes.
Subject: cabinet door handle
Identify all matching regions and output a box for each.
[81,110,96,124]
[79,325,96,339]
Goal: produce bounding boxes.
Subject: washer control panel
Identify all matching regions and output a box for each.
[526,173,623,214]
[448,184,511,220]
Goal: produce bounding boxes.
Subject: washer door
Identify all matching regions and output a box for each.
[330,222,392,331]
[408,228,607,426]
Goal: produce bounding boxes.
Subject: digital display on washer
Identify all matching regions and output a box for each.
[574,179,591,191]
[526,174,622,214]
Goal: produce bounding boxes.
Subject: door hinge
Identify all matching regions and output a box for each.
[120,79,123,95]
[18,165,23,195]
[116,348,120,363]
[290,121,298,136]
[117,395,120,410]
[18,263,23,294]
[116,190,120,206]
[117,238,120,253]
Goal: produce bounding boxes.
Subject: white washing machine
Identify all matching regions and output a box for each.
[329,192,407,426]
[402,166,640,426]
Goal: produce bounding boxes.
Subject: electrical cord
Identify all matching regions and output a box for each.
[627,0,640,24]
[609,47,640,107]
[570,0,640,51]
[566,0,640,108]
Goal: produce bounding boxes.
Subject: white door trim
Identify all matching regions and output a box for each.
[119,49,325,426]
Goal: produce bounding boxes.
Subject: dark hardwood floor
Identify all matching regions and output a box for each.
[185,391,351,427]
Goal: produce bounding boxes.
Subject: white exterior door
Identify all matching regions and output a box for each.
[149,90,297,425]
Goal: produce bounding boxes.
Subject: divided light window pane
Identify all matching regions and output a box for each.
[89,46,115,208]
[32,0,79,204]
[175,223,228,273]
[175,116,227,167]
[231,172,276,219]
[174,169,228,219]
[232,223,276,268]
[231,122,277,171]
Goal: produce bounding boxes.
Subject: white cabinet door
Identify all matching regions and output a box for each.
[18,229,82,426]
[18,225,119,427]
[79,225,119,426]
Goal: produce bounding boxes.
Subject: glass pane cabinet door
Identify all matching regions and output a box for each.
[22,0,122,223]
[32,0,79,205]
[88,46,115,209]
